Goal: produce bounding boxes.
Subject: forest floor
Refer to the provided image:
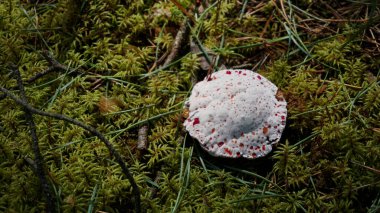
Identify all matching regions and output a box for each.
[0,0,380,212]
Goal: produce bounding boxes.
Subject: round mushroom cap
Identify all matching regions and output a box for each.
[184,69,287,159]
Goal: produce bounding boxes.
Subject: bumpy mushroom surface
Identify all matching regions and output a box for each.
[184,69,287,159]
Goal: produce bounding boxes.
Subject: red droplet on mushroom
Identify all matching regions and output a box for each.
[193,117,200,125]
[224,148,232,156]
[183,69,287,159]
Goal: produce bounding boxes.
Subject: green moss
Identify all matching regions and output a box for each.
[0,0,379,212]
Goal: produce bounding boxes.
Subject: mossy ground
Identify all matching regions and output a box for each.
[0,0,379,212]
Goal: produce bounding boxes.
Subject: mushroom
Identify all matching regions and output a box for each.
[184,69,287,159]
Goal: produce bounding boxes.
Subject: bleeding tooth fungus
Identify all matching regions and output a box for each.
[184,69,287,159]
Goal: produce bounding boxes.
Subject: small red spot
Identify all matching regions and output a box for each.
[224,148,232,156]
[238,71,242,74]
[255,146,260,150]
[263,127,269,135]
[226,71,231,74]
[236,152,241,157]
[243,73,247,76]
[252,153,257,158]
[262,145,266,151]
[257,75,262,80]
[240,132,244,137]
[193,118,200,125]
[274,126,278,129]
[217,142,224,147]
[252,132,255,135]
[250,146,254,150]
[213,76,217,80]
[281,115,286,120]
[211,128,215,133]
[239,143,244,148]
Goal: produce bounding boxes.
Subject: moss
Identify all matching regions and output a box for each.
[0,0,379,212]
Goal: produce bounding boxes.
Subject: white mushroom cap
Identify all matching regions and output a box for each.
[184,69,287,159]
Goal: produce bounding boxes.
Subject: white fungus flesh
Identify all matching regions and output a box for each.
[184,69,287,159]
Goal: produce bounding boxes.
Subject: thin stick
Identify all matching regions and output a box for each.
[168,0,195,23]
[137,125,149,150]
[27,50,72,83]
[163,19,189,67]
[12,67,57,212]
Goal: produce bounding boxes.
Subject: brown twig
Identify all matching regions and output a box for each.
[168,0,195,23]
[300,18,369,23]
[26,66,58,83]
[260,13,273,38]
[11,66,56,212]
[137,125,149,150]
[320,0,344,19]
[26,50,76,83]
[163,19,189,67]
